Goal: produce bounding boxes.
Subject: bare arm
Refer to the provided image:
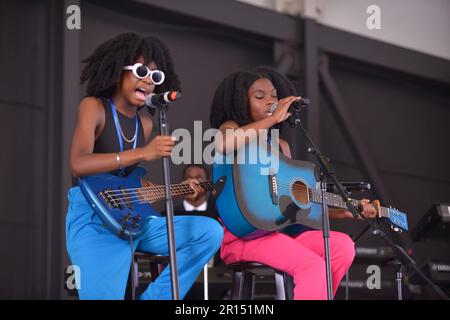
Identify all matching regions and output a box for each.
[278,138,292,159]
[69,97,145,177]
[215,96,300,154]
[70,98,175,177]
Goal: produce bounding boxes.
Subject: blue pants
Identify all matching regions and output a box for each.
[66,186,223,300]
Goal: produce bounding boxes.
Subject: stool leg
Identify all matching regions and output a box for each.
[203,264,208,300]
[132,258,139,300]
[283,273,294,300]
[345,270,350,300]
[242,271,254,300]
[275,271,286,300]
[231,271,243,300]
[150,262,160,283]
[250,274,255,300]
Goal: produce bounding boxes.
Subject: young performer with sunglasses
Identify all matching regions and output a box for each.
[66,33,223,300]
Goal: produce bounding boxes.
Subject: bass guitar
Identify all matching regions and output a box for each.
[78,166,216,239]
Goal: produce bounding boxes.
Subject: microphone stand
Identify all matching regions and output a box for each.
[149,101,180,300]
[289,105,449,300]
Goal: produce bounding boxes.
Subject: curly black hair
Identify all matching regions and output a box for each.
[80,32,181,98]
[209,66,297,129]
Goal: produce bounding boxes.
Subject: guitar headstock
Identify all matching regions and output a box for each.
[388,207,408,232]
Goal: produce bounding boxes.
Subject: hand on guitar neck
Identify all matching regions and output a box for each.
[141,178,205,202]
[330,198,377,220]
[181,178,205,202]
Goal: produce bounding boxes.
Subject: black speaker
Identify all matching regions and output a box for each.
[407,261,450,287]
[411,203,450,242]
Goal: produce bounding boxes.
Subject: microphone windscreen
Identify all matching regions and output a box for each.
[300,98,310,105]
[269,103,277,112]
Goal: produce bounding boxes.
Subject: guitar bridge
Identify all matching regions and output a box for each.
[268,168,278,205]
[100,189,121,209]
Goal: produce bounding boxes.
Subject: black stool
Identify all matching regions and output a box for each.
[126,252,169,300]
[227,262,294,300]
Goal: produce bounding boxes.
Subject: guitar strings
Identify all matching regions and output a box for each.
[104,182,211,197]
[105,184,322,207]
[102,190,195,207]
[102,183,213,205]
[105,187,193,200]
[104,188,196,204]
[102,185,213,203]
[104,184,186,194]
[99,177,370,211]
[273,178,356,199]
[104,182,213,195]
[267,178,374,210]
[105,179,322,206]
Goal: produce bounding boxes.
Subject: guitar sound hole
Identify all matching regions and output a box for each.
[291,181,309,205]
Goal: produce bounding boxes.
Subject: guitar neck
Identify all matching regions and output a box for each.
[140,181,214,202]
[309,189,390,218]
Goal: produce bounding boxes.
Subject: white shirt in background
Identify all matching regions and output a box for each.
[182,199,207,211]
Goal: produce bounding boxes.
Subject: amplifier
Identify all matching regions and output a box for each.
[353,246,396,264]
[411,203,450,242]
[407,261,450,286]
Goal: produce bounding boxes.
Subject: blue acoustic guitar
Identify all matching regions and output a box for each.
[78,167,217,239]
[212,140,409,240]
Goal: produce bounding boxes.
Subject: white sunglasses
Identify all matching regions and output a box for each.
[122,63,165,85]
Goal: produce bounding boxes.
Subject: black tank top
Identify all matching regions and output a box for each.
[72,98,146,186]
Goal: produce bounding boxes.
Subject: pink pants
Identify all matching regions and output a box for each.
[220,227,355,300]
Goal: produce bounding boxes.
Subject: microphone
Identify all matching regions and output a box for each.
[269,97,310,113]
[145,90,181,108]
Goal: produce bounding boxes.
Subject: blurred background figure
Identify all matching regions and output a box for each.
[162,164,222,300]
[171,164,220,222]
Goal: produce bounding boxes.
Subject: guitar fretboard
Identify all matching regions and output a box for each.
[139,181,214,202]
[308,189,389,218]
